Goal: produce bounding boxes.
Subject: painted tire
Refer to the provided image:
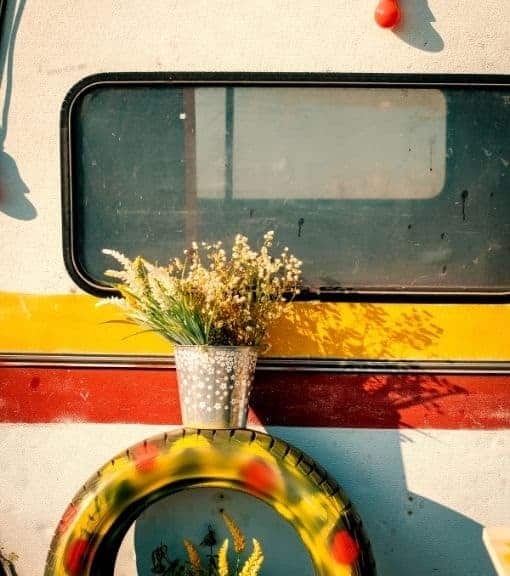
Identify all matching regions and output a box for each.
[45,428,376,575]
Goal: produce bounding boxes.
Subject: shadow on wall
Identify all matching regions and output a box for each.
[273,428,496,576]
[270,302,445,358]
[250,372,467,429]
[393,0,444,52]
[254,306,493,574]
[0,0,35,220]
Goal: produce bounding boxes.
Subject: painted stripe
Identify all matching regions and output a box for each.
[1,367,508,428]
[1,292,510,361]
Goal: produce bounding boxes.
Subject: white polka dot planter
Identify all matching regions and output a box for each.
[174,346,258,428]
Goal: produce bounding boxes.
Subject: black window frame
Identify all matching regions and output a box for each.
[61,71,510,303]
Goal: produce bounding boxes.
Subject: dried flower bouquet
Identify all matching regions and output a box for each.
[100,232,302,348]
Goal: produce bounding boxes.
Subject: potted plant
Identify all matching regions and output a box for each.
[100,231,302,428]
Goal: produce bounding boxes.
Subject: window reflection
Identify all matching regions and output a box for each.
[195,88,446,200]
[70,81,510,293]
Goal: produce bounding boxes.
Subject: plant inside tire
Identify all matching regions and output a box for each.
[46,428,376,575]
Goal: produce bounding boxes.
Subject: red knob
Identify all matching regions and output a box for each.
[374,0,401,28]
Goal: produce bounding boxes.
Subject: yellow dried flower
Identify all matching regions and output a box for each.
[239,539,264,576]
[183,539,203,576]
[217,539,229,576]
[221,511,246,553]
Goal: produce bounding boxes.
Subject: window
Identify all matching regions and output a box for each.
[63,74,510,299]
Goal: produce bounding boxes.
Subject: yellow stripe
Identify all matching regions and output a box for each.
[0,292,509,360]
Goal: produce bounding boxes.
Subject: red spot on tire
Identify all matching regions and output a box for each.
[64,538,89,575]
[132,441,159,473]
[330,530,360,565]
[241,459,278,493]
[57,503,78,534]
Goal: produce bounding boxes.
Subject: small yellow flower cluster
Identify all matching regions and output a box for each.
[101,232,302,347]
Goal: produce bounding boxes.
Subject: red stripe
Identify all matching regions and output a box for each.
[0,367,509,429]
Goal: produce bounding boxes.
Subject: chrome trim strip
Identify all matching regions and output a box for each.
[1,354,510,374]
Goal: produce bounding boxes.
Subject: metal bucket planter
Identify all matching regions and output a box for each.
[174,346,258,428]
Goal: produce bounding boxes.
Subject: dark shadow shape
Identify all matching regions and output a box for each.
[0,0,35,220]
[249,372,467,428]
[250,308,494,573]
[0,547,18,576]
[274,427,496,576]
[393,0,444,52]
[0,148,35,219]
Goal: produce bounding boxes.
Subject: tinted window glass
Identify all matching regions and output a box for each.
[68,81,510,294]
